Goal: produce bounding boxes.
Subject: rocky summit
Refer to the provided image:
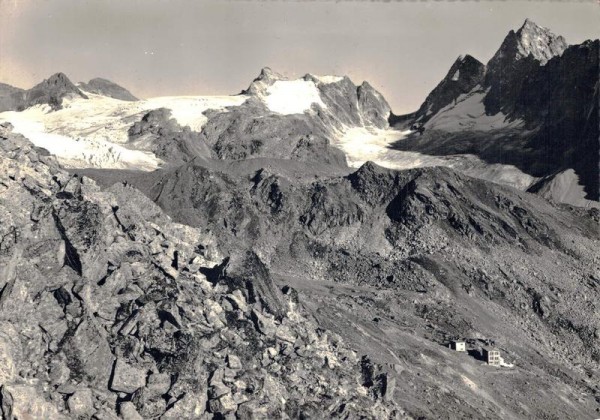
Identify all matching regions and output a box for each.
[0,16,598,420]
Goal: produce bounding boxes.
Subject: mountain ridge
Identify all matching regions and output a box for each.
[391,19,599,204]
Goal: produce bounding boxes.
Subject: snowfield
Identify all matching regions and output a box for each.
[0,92,248,170]
[1,105,162,170]
[313,75,344,84]
[142,95,248,132]
[333,126,536,191]
[263,80,326,115]
[333,126,442,170]
[424,88,524,132]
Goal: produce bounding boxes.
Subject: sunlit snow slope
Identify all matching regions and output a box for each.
[0,92,248,170]
[262,80,326,115]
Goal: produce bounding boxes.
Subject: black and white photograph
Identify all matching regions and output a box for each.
[0,1,598,418]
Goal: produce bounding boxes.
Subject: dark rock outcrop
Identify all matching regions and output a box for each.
[128,108,212,165]
[199,99,348,166]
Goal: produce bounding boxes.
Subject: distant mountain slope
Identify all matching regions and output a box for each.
[0,82,24,97]
[78,77,138,101]
[392,20,599,204]
[0,67,394,170]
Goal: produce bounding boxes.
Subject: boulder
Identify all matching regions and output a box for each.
[110,359,147,394]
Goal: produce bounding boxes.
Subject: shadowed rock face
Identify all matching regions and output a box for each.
[0,83,23,97]
[0,124,400,419]
[0,84,25,113]
[78,77,138,101]
[0,73,88,112]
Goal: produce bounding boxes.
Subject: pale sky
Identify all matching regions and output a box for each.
[0,1,598,114]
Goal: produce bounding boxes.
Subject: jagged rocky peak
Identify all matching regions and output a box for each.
[516,19,568,63]
[243,66,285,95]
[448,54,486,81]
[240,66,391,127]
[256,66,283,82]
[414,54,485,121]
[20,72,88,111]
[489,19,568,67]
[78,77,138,101]
[35,72,84,94]
[482,20,568,114]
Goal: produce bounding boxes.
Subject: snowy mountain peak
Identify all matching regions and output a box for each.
[242,67,285,96]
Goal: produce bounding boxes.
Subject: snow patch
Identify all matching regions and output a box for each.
[532,169,599,208]
[142,95,248,132]
[451,70,460,81]
[425,88,524,132]
[314,75,344,84]
[264,80,326,115]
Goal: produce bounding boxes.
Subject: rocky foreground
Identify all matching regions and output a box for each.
[0,124,401,419]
